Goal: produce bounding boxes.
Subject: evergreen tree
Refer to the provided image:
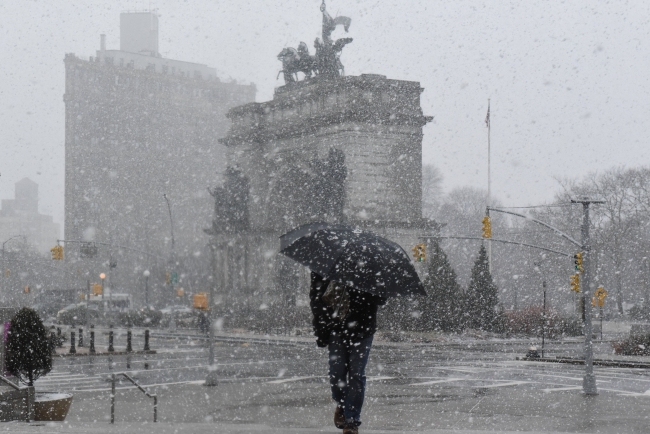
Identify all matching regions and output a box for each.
[465,245,500,331]
[421,241,464,332]
[6,307,52,386]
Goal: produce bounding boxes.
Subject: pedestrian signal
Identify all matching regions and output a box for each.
[411,243,426,262]
[92,283,103,296]
[594,286,607,307]
[24,286,30,294]
[50,245,64,260]
[176,288,184,297]
[481,216,492,239]
[570,273,580,292]
[193,292,209,310]
[574,252,583,272]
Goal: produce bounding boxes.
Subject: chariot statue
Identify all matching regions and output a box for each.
[278,1,353,84]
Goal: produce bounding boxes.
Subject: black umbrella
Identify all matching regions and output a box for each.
[279,222,426,298]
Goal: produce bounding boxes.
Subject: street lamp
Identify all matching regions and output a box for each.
[163,194,176,329]
[2,235,26,278]
[100,273,106,308]
[143,270,150,308]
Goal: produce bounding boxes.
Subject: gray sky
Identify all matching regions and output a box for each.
[1,0,649,229]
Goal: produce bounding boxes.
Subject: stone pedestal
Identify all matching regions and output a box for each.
[212,75,435,302]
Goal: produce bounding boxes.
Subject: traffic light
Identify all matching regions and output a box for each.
[50,245,64,260]
[411,243,426,262]
[165,272,171,285]
[24,286,30,294]
[574,252,583,272]
[570,273,580,292]
[193,292,209,310]
[481,216,492,239]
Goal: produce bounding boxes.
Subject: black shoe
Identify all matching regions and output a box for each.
[334,406,345,429]
[343,423,359,434]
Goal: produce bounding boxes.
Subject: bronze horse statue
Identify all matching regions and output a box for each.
[277,4,353,84]
[277,42,316,84]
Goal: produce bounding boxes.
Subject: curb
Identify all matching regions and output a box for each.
[53,350,157,358]
[517,356,650,368]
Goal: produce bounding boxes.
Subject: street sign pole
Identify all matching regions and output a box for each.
[204,243,218,387]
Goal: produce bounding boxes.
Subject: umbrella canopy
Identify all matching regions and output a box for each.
[279,222,426,298]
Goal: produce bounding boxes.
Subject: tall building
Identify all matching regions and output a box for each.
[64,12,255,304]
[0,178,60,254]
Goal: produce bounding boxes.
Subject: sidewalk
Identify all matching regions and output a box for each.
[0,422,588,434]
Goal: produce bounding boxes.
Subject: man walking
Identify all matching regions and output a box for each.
[310,272,385,434]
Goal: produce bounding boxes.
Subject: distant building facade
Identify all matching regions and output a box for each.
[64,12,255,303]
[0,178,60,254]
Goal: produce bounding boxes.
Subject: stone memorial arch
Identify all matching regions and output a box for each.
[208,3,435,306]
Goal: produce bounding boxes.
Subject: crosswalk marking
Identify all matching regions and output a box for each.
[267,376,321,384]
[409,378,464,386]
[476,381,531,389]
[366,376,395,382]
[542,386,582,393]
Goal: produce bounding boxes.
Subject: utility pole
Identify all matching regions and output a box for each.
[572,198,603,396]
[486,99,492,273]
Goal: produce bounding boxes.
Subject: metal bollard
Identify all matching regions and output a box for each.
[108,325,114,353]
[110,373,115,424]
[69,331,76,354]
[50,331,57,355]
[89,325,96,354]
[126,329,133,353]
[78,328,84,347]
[144,329,150,351]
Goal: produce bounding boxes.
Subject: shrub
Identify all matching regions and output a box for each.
[6,307,53,386]
[503,306,582,338]
[613,334,650,356]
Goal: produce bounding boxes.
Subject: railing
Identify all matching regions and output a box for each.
[111,373,157,423]
[0,375,33,422]
[0,375,22,391]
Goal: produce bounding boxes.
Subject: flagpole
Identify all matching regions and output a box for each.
[487,99,492,274]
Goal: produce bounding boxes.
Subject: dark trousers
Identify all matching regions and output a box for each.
[328,333,374,425]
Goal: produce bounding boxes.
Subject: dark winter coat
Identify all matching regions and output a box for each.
[309,272,386,347]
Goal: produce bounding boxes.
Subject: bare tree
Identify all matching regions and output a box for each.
[421,164,443,219]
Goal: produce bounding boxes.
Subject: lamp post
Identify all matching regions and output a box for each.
[2,235,25,281]
[100,273,106,310]
[534,260,548,358]
[163,194,176,329]
[143,270,150,308]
